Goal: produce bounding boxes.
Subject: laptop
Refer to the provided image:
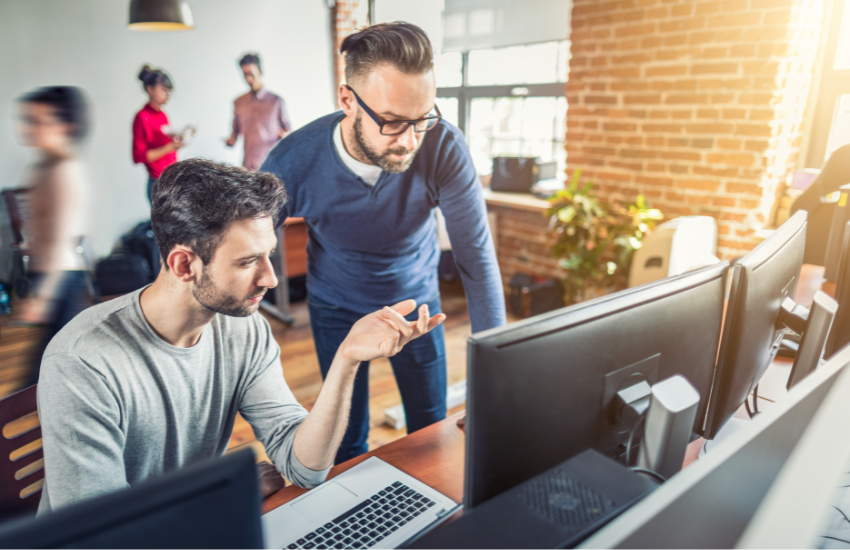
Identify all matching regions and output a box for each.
[263,457,461,549]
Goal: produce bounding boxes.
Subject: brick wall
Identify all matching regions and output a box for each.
[566,0,825,258]
[489,205,565,293]
[331,0,370,96]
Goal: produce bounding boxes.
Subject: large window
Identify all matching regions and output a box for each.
[435,40,570,178]
[806,0,850,167]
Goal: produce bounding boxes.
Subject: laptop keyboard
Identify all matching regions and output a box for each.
[283,481,435,549]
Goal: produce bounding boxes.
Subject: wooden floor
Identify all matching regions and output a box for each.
[0,280,480,465]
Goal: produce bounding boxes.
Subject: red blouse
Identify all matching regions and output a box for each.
[132,103,177,179]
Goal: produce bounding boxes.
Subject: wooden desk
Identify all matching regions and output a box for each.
[261,218,309,325]
[263,412,466,515]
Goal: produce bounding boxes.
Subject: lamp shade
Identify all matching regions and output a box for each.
[128,0,194,31]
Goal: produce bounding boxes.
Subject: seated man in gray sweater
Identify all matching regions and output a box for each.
[36,158,445,513]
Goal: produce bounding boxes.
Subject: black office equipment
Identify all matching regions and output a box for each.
[465,262,729,510]
[703,211,808,440]
[825,221,850,359]
[0,449,263,549]
[790,144,850,266]
[94,251,152,296]
[407,449,657,549]
[491,157,555,193]
[580,343,850,549]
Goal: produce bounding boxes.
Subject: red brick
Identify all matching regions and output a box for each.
[686,123,735,133]
[624,94,663,104]
[586,95,619,104]
[706,152,755,166]
[646,65,689,77]
[691,62,739,75]
[666,93,710,104]
[696,1,722,15]
[677,179,721,191]
[616,23,658,37]
[713,196,737,207]
[717,138,743,149]
[726,182,761,194]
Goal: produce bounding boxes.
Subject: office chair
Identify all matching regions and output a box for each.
[0,385,43,519]
[790,144,850,266]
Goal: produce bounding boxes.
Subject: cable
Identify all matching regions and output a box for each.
[629,467,666,483]
[820,535,850,545]
[753,384,760,414]
[833,505,850,525]
[624,413,646,467]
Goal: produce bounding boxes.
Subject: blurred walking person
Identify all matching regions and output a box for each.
[132,65,185,202]
[16,86,91,388]
[226,53,291,170]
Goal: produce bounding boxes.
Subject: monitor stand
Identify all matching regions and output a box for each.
[701,291,837,458]
[699,416,749,457]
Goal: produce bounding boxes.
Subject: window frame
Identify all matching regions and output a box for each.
[436,47,568,175]
[805,0,850,168]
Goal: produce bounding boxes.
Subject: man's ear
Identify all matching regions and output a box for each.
[339,84,356,116]
[167,246,199,282]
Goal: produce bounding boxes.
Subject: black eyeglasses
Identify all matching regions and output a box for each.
[345,85,442,136]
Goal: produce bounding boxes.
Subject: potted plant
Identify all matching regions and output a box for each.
[545,171,663,304]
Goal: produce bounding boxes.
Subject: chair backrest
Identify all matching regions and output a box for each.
[0,385,43,519]
[0,188,29,248]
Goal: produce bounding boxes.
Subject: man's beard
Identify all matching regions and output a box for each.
[352,112,422,174]
[193,268,265,318]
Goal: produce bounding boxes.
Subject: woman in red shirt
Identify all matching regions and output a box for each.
[132,65,184,202]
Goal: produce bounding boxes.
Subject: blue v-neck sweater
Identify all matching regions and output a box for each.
[260,112,505,334]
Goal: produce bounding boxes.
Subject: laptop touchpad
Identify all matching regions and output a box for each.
[291,482,358,522]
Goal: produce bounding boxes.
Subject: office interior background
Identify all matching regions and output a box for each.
[3,0,850,546]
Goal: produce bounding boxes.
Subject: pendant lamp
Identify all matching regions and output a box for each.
[128,0,194,31]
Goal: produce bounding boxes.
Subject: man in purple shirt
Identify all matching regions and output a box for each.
[226,53,292,170]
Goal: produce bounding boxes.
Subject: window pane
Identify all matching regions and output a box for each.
[557,40,571,83]
[468,41,562,85]
[435,52,463,88]
[835,1,850,70]
[467,96,567,179]
[435,97,459,129]
[826,94,850,162]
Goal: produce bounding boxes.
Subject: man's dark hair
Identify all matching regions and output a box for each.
[19,86,89,142]
[151,159,287,267]
[340,22,434,84]
[138,64,173,91]
[239,53,262,73]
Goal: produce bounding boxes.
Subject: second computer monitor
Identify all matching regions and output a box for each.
[464,262,728,510]
[703,211,807,440]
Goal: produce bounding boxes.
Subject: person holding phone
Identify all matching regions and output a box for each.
[132,65,184,202]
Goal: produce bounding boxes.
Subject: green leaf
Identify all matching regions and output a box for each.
[558,206,576,224]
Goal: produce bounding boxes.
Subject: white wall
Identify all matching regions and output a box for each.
[0,0,335,259]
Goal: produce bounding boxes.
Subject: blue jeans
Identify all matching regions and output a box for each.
[147,176,156,203]
[308,295,447,464]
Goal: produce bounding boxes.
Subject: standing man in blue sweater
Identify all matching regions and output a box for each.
[261,22,505,463]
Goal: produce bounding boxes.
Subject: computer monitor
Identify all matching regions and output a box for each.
[702,211,808,440]
[825,221,850,359]
[464,262,729,510]
[577,341,850,549]
[0,449,263,549]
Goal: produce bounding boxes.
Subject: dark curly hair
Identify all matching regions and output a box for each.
[341,22,434,85]
[151,159,288,267]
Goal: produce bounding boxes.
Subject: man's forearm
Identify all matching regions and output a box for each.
[292,353,359,470]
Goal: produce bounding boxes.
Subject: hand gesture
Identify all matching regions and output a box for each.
[339,300,445,364]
